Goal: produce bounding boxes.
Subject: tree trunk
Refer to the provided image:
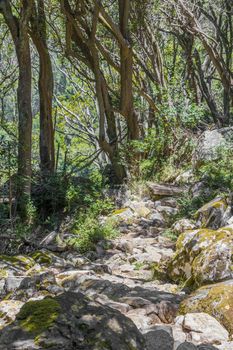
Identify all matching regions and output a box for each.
[119,0,139,140]
[0,0,33,219]
[31,0,55,174]
[17,38,32,218]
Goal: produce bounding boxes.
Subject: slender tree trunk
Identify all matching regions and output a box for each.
[38,51,55,173]
[0,0,33,219]
[17,39,32,217]
[119,0,139,140]
[31,0,55,174]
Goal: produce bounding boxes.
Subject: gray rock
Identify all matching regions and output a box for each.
[114,239,134,254]
[144,326,174,350]
[197,346,218,350]
[147,182,185,199]
[191,181,212,198]
[177,342,197,350]
[192,127,233,167]
[172,219,196,234]
[5,276,25,293]
[150,211,166,226]
[156,205,179,217]
[182,312,229,344]
[0,292,146,350]
[195,197,231,229]
[175,169,195,184]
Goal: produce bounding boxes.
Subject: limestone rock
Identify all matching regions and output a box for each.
[179,280,233,335]
[182,313,229,345]
[128,201,151,218]
[150,211,166,227]
[195,197,231,229]
[156,205,179,217]
[111,208,134,223]
[147,182,185,199]
[0,300,24,329]
[172,219,196,235]
[192,127,233,167]
[168,225,233,286]
[175,169,195,184]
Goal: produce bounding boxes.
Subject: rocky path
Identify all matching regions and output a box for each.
[0,189,232,349]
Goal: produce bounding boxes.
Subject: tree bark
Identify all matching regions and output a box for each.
[31,0,55,174]
[119,0,139,140]
[0,0,33,219]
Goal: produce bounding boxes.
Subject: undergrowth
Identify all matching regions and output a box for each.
[66,198,118,253]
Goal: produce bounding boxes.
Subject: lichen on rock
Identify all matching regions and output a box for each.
[179,280,233,336]
[167,225,233,286]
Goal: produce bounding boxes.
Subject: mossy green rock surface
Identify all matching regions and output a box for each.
[179,280,233,335]
[0,255,35,271]
[0,292,146,350]
[168,225,233,286]
[195,197,228,229]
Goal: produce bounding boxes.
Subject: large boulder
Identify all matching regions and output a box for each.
[179,280,233,336]
[174,313,229,345]
[0,292,146,350]
[167,225,233,286]
[192,127,233,167]
[147,182,185,200]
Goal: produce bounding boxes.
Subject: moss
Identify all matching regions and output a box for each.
[152,261,170,281]
[112,208,128,215]
[179,282,233,335]
[167,226,233,286]
[0,255,35,270]
[3,292,13,301]
[17,297,61,334]
[0,269,8,279]
[201,199,226,211]
[31,251,52,265]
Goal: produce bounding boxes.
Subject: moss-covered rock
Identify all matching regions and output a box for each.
[195,197,230,229]
[167,225,233,286]
[110,208,135,224]
[31,251,52,265]
[0,292,146,350]
[17,298,61,334]
[179,280,233,335]
[0,255,35,271]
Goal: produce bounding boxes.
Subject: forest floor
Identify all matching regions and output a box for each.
[0,185,233,350]
[0,185,232,349]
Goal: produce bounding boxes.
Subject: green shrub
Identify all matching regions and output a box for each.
[67,217,118,253]
[175,192,216,220]
[197,147,233,192]
[162,228,177,241]
[67,198,117,253]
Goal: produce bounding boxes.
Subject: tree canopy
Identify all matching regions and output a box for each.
[0,0,232,223]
